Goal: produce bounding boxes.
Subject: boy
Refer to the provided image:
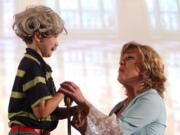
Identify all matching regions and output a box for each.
[8,5,71,135]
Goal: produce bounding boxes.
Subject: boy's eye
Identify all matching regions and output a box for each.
[127,56,135,60]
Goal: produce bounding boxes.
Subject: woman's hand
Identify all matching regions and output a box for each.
[71,106,88,133]
[60,81,91,111]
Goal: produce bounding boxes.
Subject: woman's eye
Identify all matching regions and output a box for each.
[127,56,135,60]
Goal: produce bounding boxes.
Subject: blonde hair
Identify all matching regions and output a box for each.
[122,42,166,97]
[13,5,67,44]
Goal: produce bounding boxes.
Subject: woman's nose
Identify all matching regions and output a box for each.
[120,59,125,65]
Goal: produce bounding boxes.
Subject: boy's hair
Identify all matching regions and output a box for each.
[13,5,67,44]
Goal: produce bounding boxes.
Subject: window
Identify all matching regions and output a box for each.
[46,0,117,30]
[2,0,14,36]
[1,0,117,37]
[146,0,180,30]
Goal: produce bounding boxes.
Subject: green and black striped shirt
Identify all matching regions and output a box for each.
[8,48,59,131]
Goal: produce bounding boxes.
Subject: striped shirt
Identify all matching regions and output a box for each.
[8,48,59,131]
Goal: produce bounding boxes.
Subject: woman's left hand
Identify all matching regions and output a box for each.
[71,106,88,133]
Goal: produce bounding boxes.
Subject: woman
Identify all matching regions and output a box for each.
[60,42,167,135]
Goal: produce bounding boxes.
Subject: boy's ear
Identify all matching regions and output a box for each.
[34,32,42,42]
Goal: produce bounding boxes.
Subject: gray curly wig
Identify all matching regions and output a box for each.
[13,5,66,44]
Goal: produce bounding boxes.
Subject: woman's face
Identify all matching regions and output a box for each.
[118,48,142,86]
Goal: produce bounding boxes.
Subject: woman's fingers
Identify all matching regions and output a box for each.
[61,81,80,90]
[60,81,86,105]
[61,83,74,91]
[69,81,80,90]
[71,114,87,131]
[60,87,73,97]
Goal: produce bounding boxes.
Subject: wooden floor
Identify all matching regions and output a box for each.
[0,37,180,135]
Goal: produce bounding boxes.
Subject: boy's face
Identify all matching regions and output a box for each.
[38,36,59,57]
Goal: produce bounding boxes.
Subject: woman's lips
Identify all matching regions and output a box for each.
[119,68,124,72]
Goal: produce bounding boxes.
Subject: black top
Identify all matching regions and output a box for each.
[8,48,59,131]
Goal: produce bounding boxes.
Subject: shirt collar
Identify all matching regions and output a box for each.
[25,48,52,72]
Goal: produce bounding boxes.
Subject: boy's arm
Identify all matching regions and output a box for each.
[32,90,64,119]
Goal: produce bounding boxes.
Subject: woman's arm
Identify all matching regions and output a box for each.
[85,105,123,135]
[60,81,123,135]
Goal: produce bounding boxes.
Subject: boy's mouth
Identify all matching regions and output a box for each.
[51,44,58,51]
[51,47,56,51]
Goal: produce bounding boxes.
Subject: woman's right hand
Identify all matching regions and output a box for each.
[60,81,92,111]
